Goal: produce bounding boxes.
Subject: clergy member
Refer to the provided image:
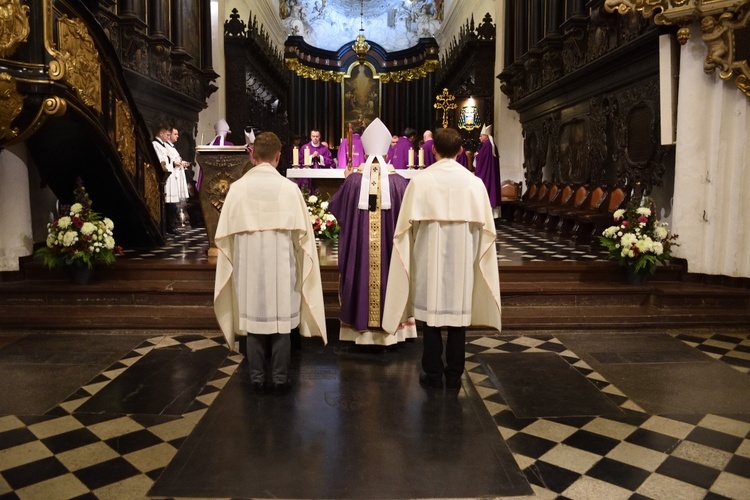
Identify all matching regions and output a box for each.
[337,125,366,168]
[389,128,417,169]
[209,118,234,146]
[328,118,417,345]
[456,145,469,169]
[299,129,333,168]
[214,132,327,392]
[152,123,180,235]
[383,127,501,389]
[420,130,436,167]
[474,124,501,217]
[169,127,190,203]
[385,134,398,163]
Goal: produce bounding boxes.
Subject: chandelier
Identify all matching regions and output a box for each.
[352,0,369,64]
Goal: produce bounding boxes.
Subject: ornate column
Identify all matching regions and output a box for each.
[147,0,166,38]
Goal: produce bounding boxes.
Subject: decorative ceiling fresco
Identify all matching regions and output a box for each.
[279,0,443,51]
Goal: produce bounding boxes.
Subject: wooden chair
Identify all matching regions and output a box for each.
[558,185,608,237]
[573,185,630,244]
[500,180,522,221]
[509,181,540,223]
[532,184,574,229]
[514,182,548,224]
[545,185,590,233]
[522,183,560,225]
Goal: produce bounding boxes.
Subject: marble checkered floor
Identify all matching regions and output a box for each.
[1,330,748,498]
[118,219,610,263]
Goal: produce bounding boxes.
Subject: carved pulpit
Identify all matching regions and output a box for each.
[194,146,250,259]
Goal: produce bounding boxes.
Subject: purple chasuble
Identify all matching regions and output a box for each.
[209,137,234,146]
[390,137,414,169]
[298,142,333,168]
[456,147,469,169]
[474,138,501,207]
[421,139,436,167]
[328,172,408,331]
[337,134,366,168]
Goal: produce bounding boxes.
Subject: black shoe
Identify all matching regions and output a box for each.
[251,381,265,394]
[167,227,181,235]
[419,372,443,390]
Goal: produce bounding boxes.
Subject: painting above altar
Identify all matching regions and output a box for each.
[342,62,381,136]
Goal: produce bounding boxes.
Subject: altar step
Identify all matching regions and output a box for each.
[0,260,748,332]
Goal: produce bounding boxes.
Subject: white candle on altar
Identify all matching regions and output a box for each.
[292,146,299,166]
[304,148,311,166]
[418,149,424,166]
[408,149,414,166]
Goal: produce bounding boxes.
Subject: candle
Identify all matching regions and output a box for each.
[418,149,424,167]
[408,149,414,167]
[292,146,299,166]
[304,148,311,167]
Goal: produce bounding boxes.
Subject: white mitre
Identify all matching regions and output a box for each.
[480,123,497,157]
[358,118,393,210]
[244,128,255,146]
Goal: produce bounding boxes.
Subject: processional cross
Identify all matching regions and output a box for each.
[433,88,457,128]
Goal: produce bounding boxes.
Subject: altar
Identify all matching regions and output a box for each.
[285,167,421,197]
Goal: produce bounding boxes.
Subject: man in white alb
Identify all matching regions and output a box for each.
[213,132,327,393]
[383,127,502,390]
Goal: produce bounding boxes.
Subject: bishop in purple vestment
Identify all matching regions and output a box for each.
[474,124,500,208]
[328,119,416,345]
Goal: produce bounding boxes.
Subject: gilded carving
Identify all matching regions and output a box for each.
[286,58,439,83]
[144,163,161,223]
[43,96,66,116]
[56,16,102,112]
[0,0,30,58]
[605,0,750,98]
[207,171,235,213]
[115,99,136,178]
[0,73,23,141]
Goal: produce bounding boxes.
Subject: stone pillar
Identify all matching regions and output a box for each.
[0,145,33,272]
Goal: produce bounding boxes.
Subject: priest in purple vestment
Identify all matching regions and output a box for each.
[197,119,235,191]
[456,145,469,169]
[336,126,365,168]
[389,128,417,169]
[328,119,417,345]
[474,124,501,211]
[298,129,333,168]
[420,130,436,167]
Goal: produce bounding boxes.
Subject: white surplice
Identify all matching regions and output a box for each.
[214,163,327,350]
[382,158,501,333]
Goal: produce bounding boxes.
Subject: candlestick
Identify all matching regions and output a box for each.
[304,148,311,167]
[292,146,299,166]
[418,149,424,167]
[408,149,414,167]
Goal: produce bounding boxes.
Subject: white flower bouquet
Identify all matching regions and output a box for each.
[598,197,678,275]
[35,182,123,269]
[302,187,339,240]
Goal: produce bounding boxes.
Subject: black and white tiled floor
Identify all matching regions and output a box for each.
[118,219,609,264]
[1,331,748,498]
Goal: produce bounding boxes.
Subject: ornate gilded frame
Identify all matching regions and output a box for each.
[605,0,750,98]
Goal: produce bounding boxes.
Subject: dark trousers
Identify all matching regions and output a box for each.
[246,334,291,385]
[166,202,178,230]
[422,325,466,383]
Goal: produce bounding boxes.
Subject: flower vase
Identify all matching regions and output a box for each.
[69,261,93,285]
[316,238,337,262]
[626,264,648,286]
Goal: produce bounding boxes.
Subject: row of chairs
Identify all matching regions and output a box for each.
[500,180,630,244]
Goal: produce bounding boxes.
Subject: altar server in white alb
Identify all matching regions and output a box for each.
[383,127,501,390]
[213,132,327,392]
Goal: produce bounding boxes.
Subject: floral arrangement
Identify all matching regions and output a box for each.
[302,187,339,240]
[35,182,123,270]
[599,197,678,275]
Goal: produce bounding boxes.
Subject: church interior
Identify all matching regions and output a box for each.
[0,0,749,498]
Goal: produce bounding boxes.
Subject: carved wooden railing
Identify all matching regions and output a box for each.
[0,0,164,247]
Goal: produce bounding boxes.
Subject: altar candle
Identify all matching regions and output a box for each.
[293,146,299,166]
[304,148,311,166]
[418,149,424,167]
[408,149,414,166]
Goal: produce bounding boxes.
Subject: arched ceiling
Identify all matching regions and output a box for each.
[280,0,443,52]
